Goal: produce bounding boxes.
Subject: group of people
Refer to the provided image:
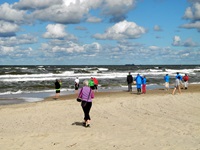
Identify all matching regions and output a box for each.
[164,72,189,95]
[127,72,190,95]
[127,72,146,94]
[173,73,189,95]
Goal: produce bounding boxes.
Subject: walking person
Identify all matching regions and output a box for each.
[172,76,181,95]
[142,76,147,94]
[77,80,94,127]
[164,74,170,90]
[127,72,133,92]
[183,74,189,89]
[92,77,99,92]
[89,77,95,90]
[74,77,79,94]
[176,72,183,89]
[135,74,143,94]
[54,79,62,99]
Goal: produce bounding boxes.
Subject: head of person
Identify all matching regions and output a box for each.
[177,72,179,75]
[83,80,89,86]
[185,73,187,76]
[129,72,131,75]
[166,74,168,76]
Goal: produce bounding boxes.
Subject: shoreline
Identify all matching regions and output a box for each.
[1,84,199,107]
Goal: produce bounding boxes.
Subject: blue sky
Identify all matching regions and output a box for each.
[0,0,199,65]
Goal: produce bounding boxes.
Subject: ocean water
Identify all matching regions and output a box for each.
[0,65,200,104]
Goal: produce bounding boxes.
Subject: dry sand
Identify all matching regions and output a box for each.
[0,85,200,150]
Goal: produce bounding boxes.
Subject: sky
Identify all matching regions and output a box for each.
[0,0,199,65]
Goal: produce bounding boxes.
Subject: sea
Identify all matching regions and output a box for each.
[0,65,200,105]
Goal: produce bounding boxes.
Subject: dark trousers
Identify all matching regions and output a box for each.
[82,102,92,121]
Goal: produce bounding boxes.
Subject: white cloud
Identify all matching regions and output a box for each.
[153,25,162,31]
[0,34,37,46]
[14,0,63,9]
[41,41,101,54]
[182,2,200,31]
[0,21,19,36]
[86,16,102,23]
[32,1,89,24]
[43,24,67,39]
[93,20,146,40]
[180,21,200,31]
[0,46,14,54]
[101,0,136,22]
[172,36,181,46]
[0,3,27,24]
[182,38,198,47]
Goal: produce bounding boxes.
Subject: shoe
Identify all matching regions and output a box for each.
[85,123,90,128]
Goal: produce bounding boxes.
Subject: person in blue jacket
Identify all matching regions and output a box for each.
[176,72,183,88]
[135,74,143,94]
[164,74,170,90]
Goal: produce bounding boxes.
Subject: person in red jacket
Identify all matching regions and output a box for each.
[183,74,189,89]
[92,77,99,92]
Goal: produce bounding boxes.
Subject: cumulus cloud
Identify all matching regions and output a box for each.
[182,2,200,31]
[43,24,78,42]
[0,34,37,46]
[41,41,101,54]
[14,0,63,9]
[180,21,200,31]
[12,0,136,24]
[93,20,146,40]
[43,24,67,39]
[172,36,198,47]
[172,36,181,46]
[182,38,198,47]
[101,0,136,22]
[86,16,102,23]
[153,25,162,31]
[0,3,27,24]
[0,21,19,37]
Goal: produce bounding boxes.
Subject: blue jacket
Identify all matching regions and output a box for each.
[164,75,170,82]
[135,75,142,84]
[142,78,146,84]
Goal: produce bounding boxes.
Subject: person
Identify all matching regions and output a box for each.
[77,80,94,127]
[54,79,62,99]
[74,77,79,93]
[183,74,189,89]
[135,74,143,94]
[142,76,146,94]
[172,76,181,95]
[127,72,133,92]
[176,72,183,88]
[92,77,99,92]
[88,77,95,90]
[164,74,170,90]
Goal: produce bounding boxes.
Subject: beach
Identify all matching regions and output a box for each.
[0,85,200,150]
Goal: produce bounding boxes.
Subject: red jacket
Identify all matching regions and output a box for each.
[93,78,98,85]
[183,75,189,81]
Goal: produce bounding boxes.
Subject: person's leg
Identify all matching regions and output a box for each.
[178,86,181,94]
[82,102,92,126]
[172,87,176,95]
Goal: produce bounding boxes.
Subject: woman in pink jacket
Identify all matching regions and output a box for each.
[78,80,94,127]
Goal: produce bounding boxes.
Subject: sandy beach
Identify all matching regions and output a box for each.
[0,85,200,150]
